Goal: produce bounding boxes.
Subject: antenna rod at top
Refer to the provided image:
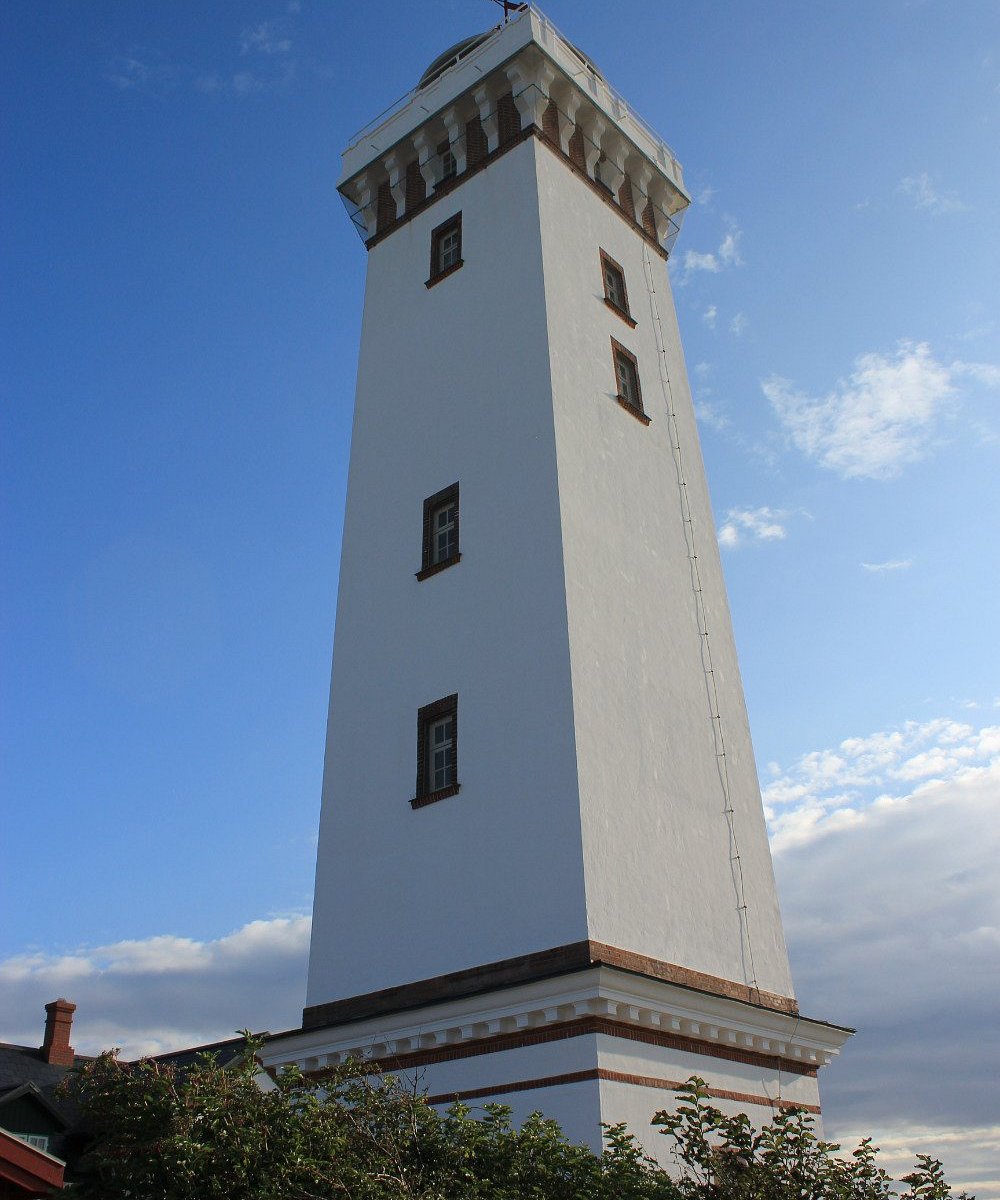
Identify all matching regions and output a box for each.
[489,0,526,24]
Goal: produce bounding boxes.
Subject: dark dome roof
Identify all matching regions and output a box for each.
[417,32,492,89]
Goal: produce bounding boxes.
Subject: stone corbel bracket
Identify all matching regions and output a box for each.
[337,8,691,253]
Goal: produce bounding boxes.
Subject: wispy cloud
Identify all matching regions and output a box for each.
[694,400,731,433]
[861,558,912,573]
[718,226,742,267]
[729,312,748,336]
[240,21,293,55]
[763,341,956,479]
[897,173,968,215]
[107,53,182,93]
[108,11,298,98]
[763,717,999,847]
[696,185,716,206]
[702,305,717,328]
[952,359,1000,387]
[0,917,310,1058]
[718,505,789,547]
[683,249,720,274]
[680,220,743,280]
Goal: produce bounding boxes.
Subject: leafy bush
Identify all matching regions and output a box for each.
[64,1038,971,1200]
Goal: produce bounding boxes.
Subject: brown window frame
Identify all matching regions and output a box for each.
[610,337,650,425]
[426,212,463,288]
[599,249,636,327]
[417,482,461,581]
[412,693,460,808]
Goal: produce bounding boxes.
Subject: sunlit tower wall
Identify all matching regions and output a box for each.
[263,6,851,1157]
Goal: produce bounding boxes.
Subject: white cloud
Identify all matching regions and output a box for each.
[763,717,997,848]
[695,401,731,433]
[702,305,717,328]
[729,312,748,336]
[897,173,968,215]
[718,506,788,547]
[951,359,1000,388]
[0,917,310,1058]
[680,221,744,280]
[861,558,912,573]
[824,1124,1000,1200]
[763,341,956,479]
[770,716,1000,1193]
[683,249,720,274]
[718,226,743,267]
[697,185,716,206]
[240,21,292,55]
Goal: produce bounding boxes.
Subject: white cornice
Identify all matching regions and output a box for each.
[262,966,852,1075]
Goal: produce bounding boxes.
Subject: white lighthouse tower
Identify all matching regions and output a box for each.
[263,6,851,1156]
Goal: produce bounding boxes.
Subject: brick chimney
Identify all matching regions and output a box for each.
[41,998,76,1066]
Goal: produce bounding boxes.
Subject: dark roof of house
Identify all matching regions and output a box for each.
[0,1044,92,1124]
[152,1032,266,1071]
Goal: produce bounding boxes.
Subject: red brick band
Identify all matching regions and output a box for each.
[425,1067,820,1114]
[302,940,799,1030]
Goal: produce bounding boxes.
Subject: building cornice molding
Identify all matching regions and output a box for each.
[267,947,851,1082]
[337,8,689,256]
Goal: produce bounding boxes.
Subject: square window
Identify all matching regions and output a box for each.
[417,483,460,580]
[610,338,650,425]
[427,213,463,287]
[599,249,635,325]
[413,694,459,807]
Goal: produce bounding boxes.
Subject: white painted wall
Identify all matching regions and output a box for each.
[533,143,794,998]
[307,140,591,1007]
[310,130,794,1008]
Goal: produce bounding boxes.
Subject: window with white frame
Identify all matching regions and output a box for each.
[417,482,460,580]
[428,714,455,791]
[610,338,649,424]
[600,249,632,320]
[413,694,459,807]
[433,498,458,564]
[427,213,463,286]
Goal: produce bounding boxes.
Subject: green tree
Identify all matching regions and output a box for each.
[64,1041,971,1200]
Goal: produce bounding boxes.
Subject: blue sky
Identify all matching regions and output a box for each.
[2,1,998,1194]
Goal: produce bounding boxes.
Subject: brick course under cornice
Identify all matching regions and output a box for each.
[302,939,799,1031]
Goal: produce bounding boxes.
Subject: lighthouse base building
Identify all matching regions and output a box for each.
[262,6,851,1158]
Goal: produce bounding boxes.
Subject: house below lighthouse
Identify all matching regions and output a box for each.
[262,5,852,1157]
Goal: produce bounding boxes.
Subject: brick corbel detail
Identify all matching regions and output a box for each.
[507,55,555,131]
[441,104,470,175]
[473,83,501,154]
[383,150,407,220]
[348,170,378,238]
[412,128,439,191]
[551,85,581,154]
[580,112,606,179]
[628,160,655,226]
[598,132,628,196]
[645,178,679,243]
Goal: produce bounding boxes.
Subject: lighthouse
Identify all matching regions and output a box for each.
[263,6,851,1155]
